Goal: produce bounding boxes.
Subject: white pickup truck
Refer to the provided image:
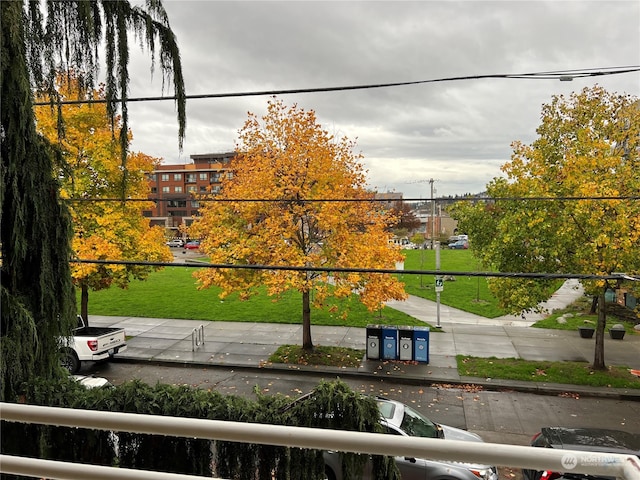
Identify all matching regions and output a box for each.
[60,315,127,373]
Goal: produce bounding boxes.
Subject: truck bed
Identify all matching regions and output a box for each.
[73,326,124,337]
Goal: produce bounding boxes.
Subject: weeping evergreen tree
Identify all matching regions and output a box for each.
[0,0,186,402]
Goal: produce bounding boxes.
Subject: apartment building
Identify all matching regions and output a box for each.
[143,152,235,233]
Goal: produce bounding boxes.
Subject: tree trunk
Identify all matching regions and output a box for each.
[81,284,89,325]
[592,290,607,370]
[589,295,598,314]
[302,290,313,351]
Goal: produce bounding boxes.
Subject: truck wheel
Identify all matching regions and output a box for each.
[60,349,80,374]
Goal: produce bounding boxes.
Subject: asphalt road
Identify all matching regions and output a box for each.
[89,359,640,444]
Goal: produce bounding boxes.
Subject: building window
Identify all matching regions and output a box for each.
[161,174,169,182]
[199,186,208,193]
[187,185,197,193]
[148,173,157,182]
[211,185,221,194]
[199,173,208,181]
[175,186,183,193]
[174,173,182,181]
[210,172,220,182]
[150,187,157,194]
[191,200,200,208]
[162,186,170,193]
[186,173,196,183]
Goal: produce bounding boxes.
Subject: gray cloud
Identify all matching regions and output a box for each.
[126,0,640,197]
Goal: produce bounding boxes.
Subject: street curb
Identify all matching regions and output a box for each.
[111,356,640,401]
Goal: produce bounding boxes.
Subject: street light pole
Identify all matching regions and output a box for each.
[430,178,435,250]
[430,178,442,328]
[435,242,442,328]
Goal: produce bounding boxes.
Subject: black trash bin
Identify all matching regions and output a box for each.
[366,324,382,360]
[398,327,413,361]
[381,326,398,360]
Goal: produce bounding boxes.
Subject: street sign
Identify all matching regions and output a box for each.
[435,277,444,292]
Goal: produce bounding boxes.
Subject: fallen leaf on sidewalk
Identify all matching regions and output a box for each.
[432,383,484,393]
[558,392,580,399]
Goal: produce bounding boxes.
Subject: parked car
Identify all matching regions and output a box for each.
[324,396,499,480]
[59,315,127,374]
[448,239,469,249]
[166,238,184,247]
[184,240,200,249]
[389,237,417,249]
[72,374,113,389]
[522,427,640,480]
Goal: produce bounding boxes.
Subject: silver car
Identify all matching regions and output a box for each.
[324,397,499,480]
[166,238,184,247]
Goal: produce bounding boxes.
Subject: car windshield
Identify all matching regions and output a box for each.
[399,405,439,438]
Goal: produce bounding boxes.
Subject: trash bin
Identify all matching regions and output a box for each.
[413,326,430,363]
[366,325,382,360]
[398,327,413,361]
[382,326,398,360]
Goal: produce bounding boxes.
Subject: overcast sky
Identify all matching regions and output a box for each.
[125,0,639,198]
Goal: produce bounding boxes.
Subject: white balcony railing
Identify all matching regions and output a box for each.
[2,402,639,480]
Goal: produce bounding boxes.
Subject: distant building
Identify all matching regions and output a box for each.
[374,191,403,209]
[143,152,236,233]
[413,206,458,243]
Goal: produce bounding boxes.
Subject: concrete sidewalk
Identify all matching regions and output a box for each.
[89,281,640,400]
[385,278,586,326]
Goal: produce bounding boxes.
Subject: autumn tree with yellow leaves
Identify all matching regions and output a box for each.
[191,100,407,350]
[451,86,640,370]
[35,73,172,322]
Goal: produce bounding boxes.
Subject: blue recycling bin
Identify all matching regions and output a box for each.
[382,326,398,360]
[413,326,430,363]
[366,325,382,360]
[398,327,413,361]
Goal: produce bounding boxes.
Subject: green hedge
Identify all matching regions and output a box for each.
[1,378,398,480]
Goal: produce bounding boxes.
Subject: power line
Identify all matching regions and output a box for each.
[71,258,639,282]
[33,66,640,106]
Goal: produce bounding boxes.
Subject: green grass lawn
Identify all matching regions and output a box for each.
[400,249,506,317]
[457,355,640,389]
[80,249,507,325]
[78,249,563,324]
[80,266,428,328]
